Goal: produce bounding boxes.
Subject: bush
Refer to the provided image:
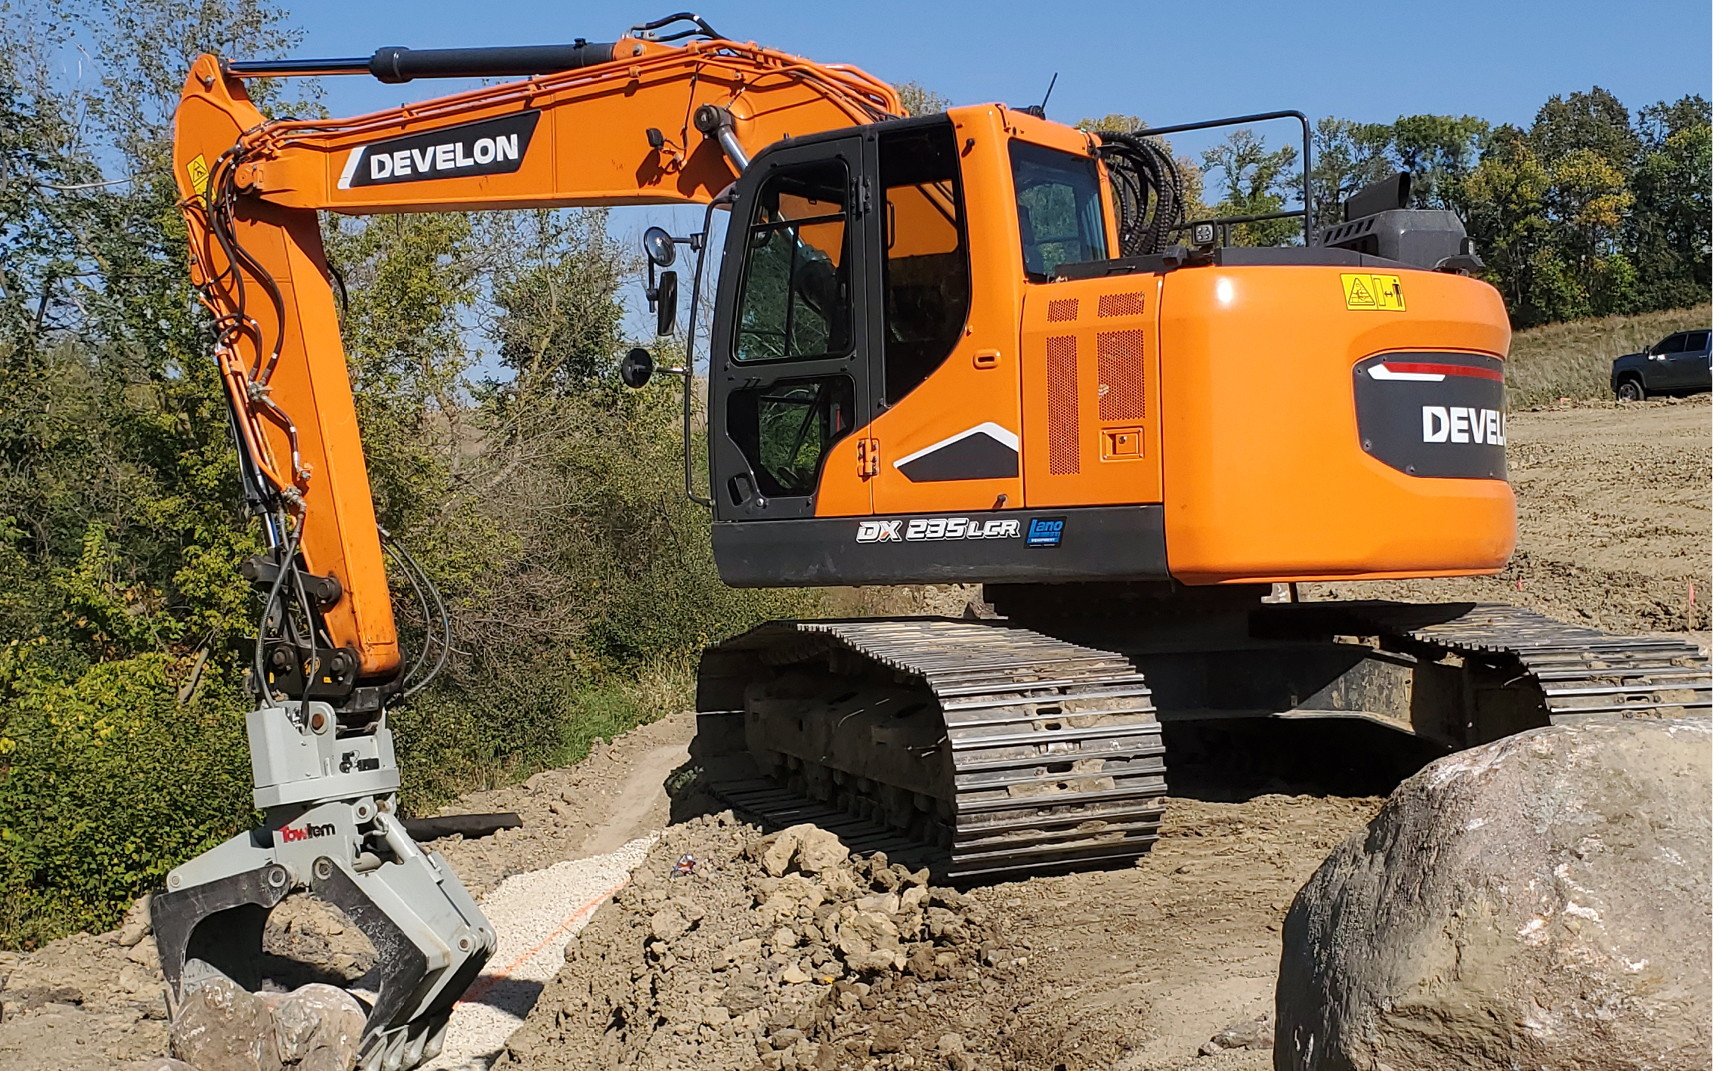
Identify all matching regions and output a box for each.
[0,644,254,947]
[1506,303,1711,407]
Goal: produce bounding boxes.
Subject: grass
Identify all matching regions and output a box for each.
[1506,305,1711,408]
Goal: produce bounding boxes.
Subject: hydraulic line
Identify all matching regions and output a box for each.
[1094,131,1184,257]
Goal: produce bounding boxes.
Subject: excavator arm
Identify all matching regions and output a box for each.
[155,22,899,1071]
[172,27,898,688]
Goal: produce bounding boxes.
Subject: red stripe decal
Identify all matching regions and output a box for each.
[1383,361,1503,382]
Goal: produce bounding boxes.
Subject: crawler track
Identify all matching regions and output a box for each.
[700,619,1167,882]
[699,603,1707,884]
[1350,602,1710,722]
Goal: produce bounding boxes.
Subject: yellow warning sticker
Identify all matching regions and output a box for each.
[1342,273,1406,311]
[185,154,210,197]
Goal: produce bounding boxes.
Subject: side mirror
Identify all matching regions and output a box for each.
[620,347,655,389]
[655,270,678,336]
[643,225,677,268]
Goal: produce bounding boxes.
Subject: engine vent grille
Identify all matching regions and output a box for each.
[1097,292,1146,317]
[1097,329,1146,421]
[1046,335,1080,474]
[1046,298,1080,323]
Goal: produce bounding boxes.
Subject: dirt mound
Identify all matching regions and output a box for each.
[500,814,998,1071]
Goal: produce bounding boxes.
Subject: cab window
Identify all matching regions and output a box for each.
[733,160,852,362]
[880,122,970,404]
[1011,140,1108,280]
[725,376,855,499]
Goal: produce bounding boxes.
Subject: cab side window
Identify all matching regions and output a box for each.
[726,377,855,500]
[880,122,971,405]
[1010,140,1108,280]
[733,161,852,362]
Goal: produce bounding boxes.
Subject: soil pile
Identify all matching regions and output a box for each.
[500,815,999,1071]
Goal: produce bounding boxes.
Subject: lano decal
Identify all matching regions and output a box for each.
[856,517,1022,543]
[337,110,541,189]
[1026,518,1065,547]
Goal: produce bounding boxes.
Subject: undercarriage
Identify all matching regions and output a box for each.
[695,587,1709,880]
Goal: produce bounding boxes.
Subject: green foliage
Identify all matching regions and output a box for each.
[1201,129,1300,246]
[896,81,951,117]
[1194,90,1706,326]
[0,643,254,946]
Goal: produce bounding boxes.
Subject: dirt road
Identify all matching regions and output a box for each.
[0,398,1705,1070]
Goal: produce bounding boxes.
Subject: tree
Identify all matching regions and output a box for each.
[1529,87,1639,172]
[1629,95,1712,309]
[1390,113,1488,212]
[1463,126,1558,324]
[897,81,951,117]
[1299,117,1394,228]
[1201,129,1299,246]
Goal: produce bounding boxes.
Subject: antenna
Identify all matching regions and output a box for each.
[1019,72,1059,119]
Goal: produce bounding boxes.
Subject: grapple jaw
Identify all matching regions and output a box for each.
[151,703,494,1071]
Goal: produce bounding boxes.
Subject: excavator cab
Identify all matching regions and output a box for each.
[695,106,1516,591]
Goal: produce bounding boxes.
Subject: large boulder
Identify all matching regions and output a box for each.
[1277,717,1710,1071]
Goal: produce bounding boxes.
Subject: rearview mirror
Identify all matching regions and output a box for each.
[620,347,654,389]
[643,225,677,268]
[655,270,678,336]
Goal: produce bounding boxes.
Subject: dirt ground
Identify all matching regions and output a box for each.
[0,399,1706,1071]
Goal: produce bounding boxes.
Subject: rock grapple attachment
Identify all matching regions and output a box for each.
[151,702,494,1071]
[697,619,1168,881]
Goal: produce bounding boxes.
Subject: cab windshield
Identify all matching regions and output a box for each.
[1010,140,1108,280]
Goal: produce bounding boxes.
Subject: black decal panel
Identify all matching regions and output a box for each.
[713,505,1167,587]
[895,430,1019,482]
[340,110,541,188]
[1353,352,1506,480]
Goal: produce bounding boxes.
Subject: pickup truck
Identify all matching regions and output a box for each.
[1611,329,1712,400]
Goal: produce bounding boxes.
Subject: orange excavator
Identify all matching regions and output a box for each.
[152,14,1708,1068]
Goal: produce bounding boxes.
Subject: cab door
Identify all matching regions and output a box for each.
[867,118,1024,516]
[708,136,877,522]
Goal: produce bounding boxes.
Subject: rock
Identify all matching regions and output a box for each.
[267,983,366,1071]
[650,904,693,942]
[772,927,799,949]
[116,894,153,948]
[1207,1014,1272,1051]
[779,964,809,985]
[125,936,160,969]
[1277,718,1712,1071]
[871,1024,907,1053]
[936,1032,965,1055]
[793,827,849,875]
[947,1054,976,1071]
[844,949,903,972]
[169,968,280,1071]
[759,828,803,877]
[122,1060,201,1071]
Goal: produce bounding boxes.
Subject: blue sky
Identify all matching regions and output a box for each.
[286,0,1710,134]
[269,0,1710,346]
